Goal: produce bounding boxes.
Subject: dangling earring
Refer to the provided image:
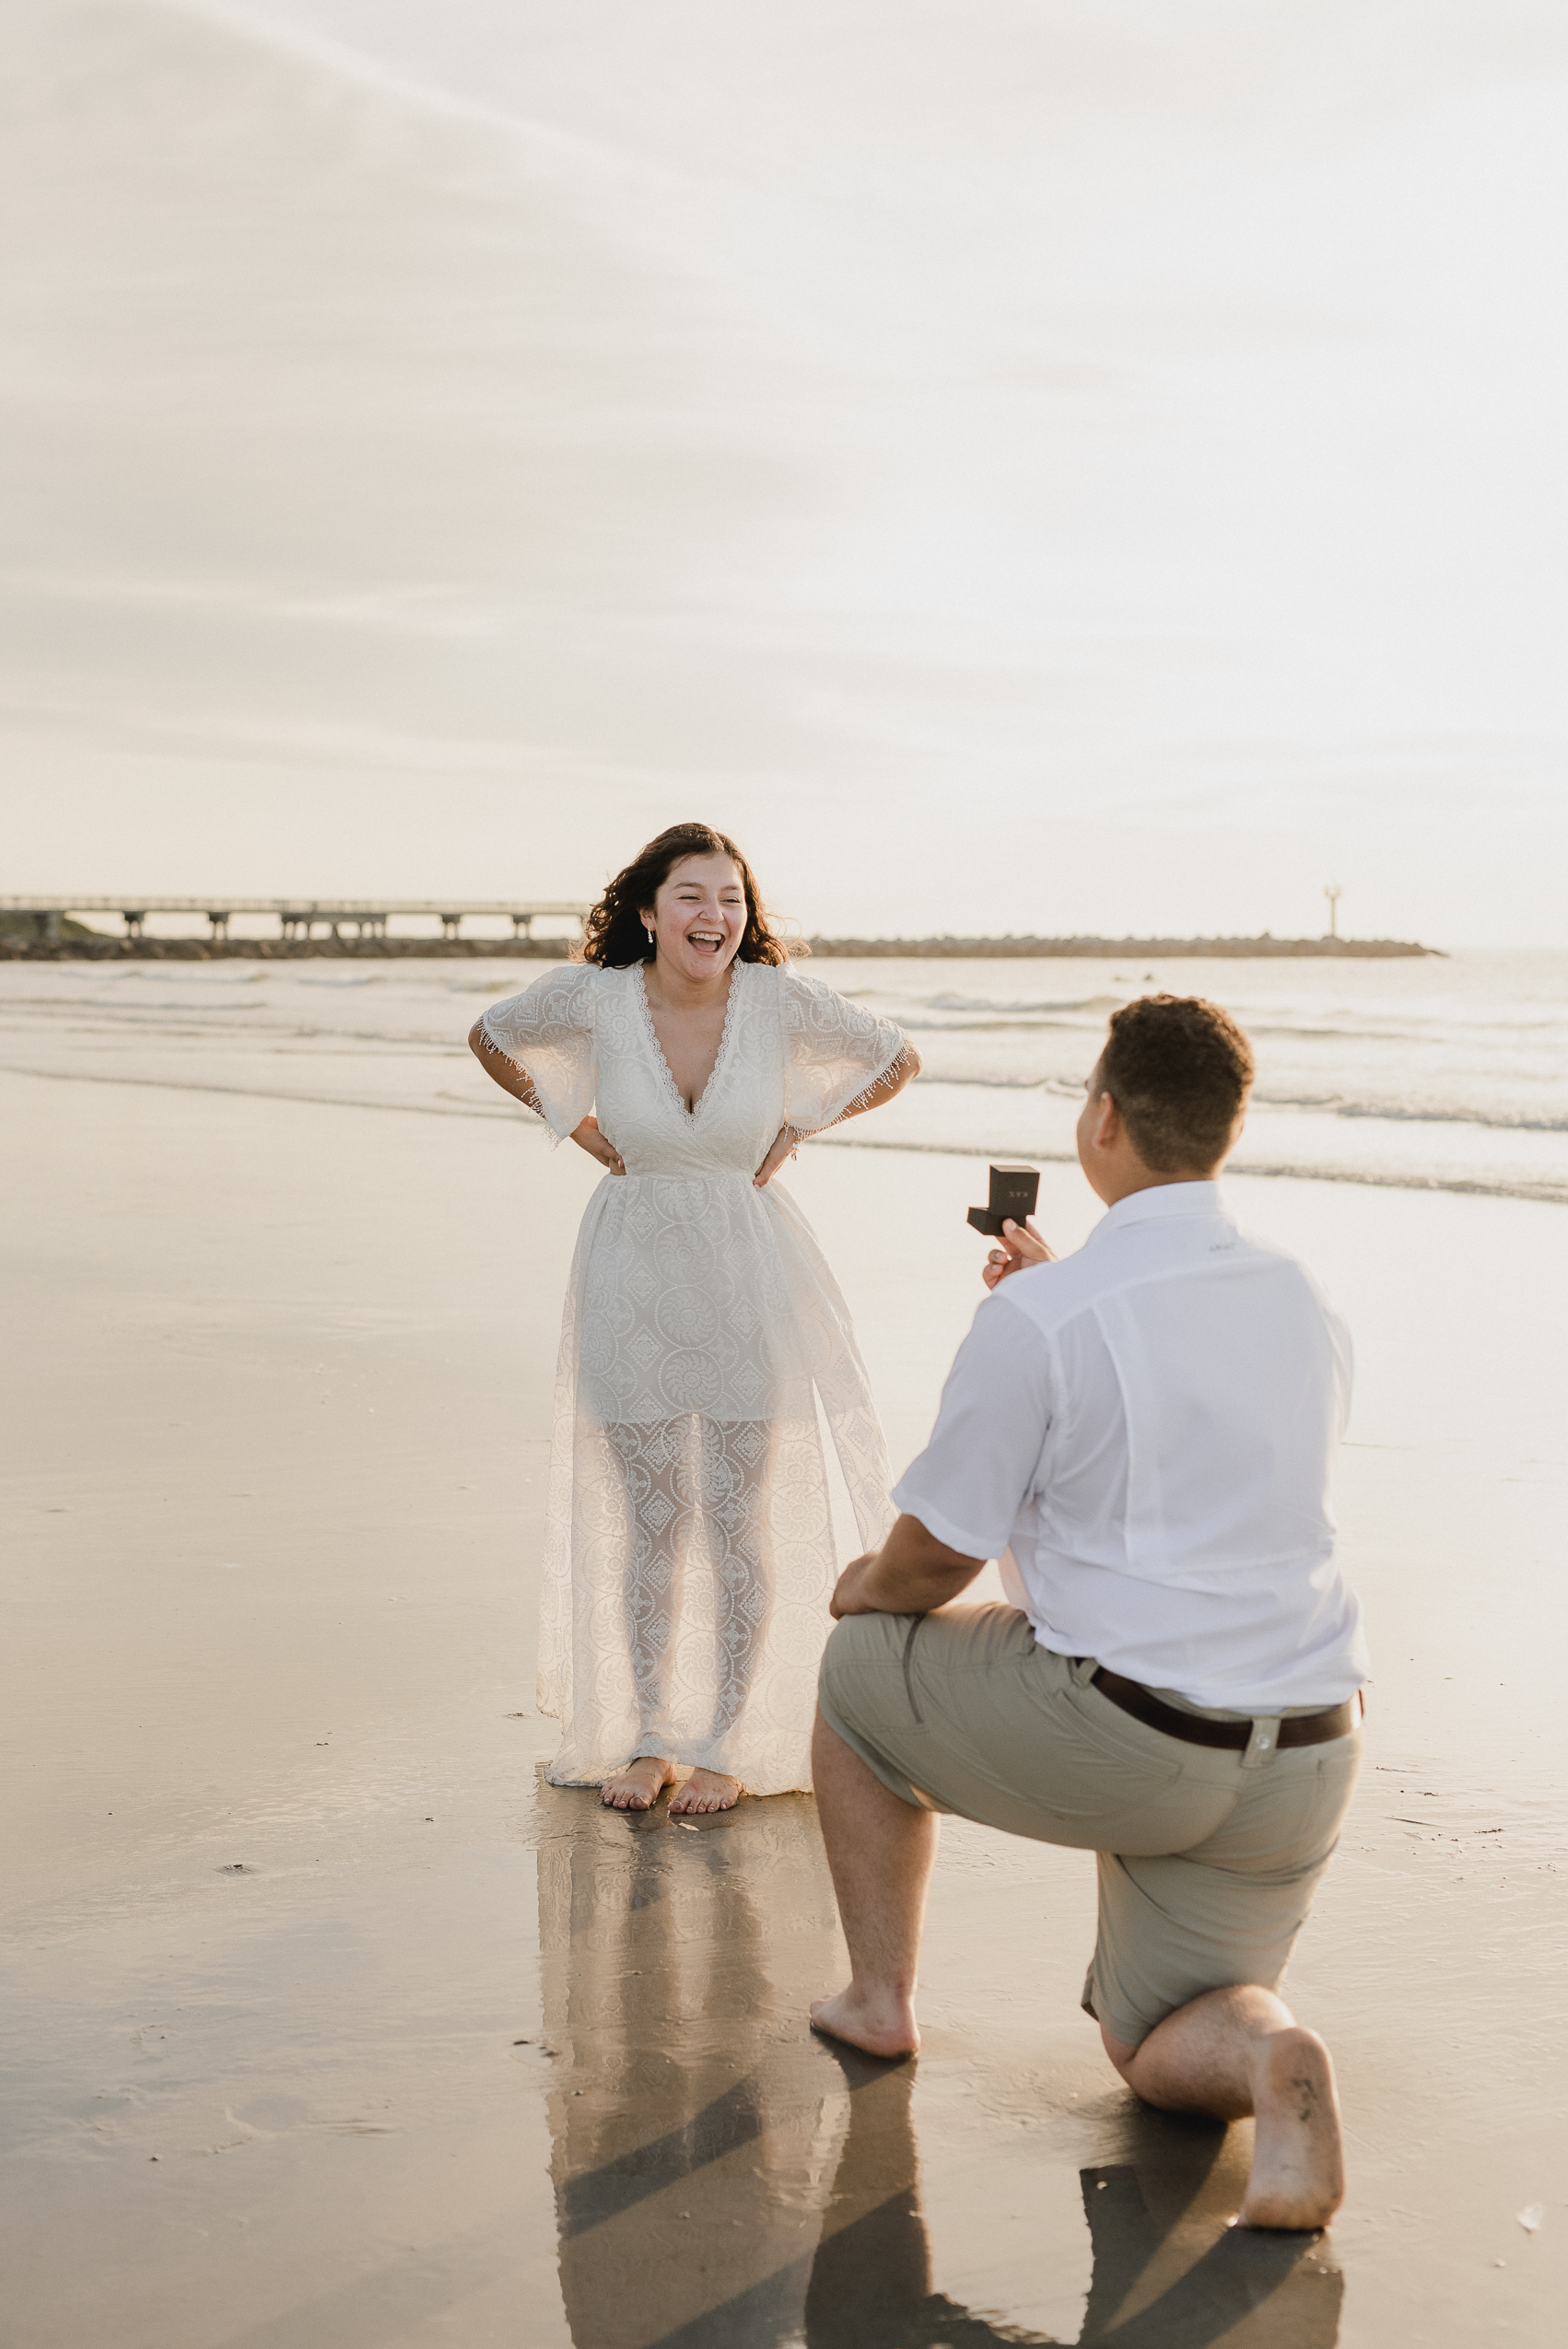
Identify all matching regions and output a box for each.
[644,925,655,950]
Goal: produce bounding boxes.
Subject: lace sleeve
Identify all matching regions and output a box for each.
[778,964,911,1136]
[476,964,598,1140]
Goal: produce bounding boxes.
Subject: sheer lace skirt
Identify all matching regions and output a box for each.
[536,1175,895,1794]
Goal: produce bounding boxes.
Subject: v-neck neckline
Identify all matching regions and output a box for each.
[635,960,743,1120]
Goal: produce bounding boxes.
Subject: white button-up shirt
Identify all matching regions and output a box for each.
[893,1181,1371,1712]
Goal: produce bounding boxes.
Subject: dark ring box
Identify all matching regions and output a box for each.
[967,1163,1040,1238]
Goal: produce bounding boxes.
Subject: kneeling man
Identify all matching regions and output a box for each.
[813,994,1369,2230]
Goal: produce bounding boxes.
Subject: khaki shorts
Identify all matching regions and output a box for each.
[816,1603,1363,2050]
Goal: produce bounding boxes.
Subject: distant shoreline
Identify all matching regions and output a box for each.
[2,932,1440,963]
[805,934,1440,959]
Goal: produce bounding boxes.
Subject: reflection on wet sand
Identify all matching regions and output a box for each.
[538,1781,839,2346]
[535,1782,1343,2348]
[804,2050,1343,2349]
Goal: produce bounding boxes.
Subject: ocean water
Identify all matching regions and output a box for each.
[831,950,1568,1203]
[6,949,1566,1205]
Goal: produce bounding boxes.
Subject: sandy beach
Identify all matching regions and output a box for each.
[3,1014,1565,2347]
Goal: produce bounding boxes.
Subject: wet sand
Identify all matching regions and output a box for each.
[3,1059,1566,2346]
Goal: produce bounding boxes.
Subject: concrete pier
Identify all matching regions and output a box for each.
[0,896,589,944]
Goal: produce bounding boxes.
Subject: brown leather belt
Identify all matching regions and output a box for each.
[1091,1666,1362,1750]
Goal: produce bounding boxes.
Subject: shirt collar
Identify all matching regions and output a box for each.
[1089,1179,1228,1242]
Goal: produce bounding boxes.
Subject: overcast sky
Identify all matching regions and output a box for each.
[5,0,1566,943]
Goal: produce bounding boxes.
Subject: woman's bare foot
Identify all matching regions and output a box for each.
[1239,2027,1346,2230]
[668,1767,740,1817]
[600,1757,676,1811]
[809,1985,919,2060]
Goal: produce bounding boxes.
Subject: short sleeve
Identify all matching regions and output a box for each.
[892,1292,1056,1560]
[778,964,910,1134]
[477,964,597,1140]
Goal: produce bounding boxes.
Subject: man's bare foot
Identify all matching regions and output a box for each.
[600,1757,675,1812]
[668,1767,740,1817]
[809,1985,919,2061]
[1240,2027,1346,2230]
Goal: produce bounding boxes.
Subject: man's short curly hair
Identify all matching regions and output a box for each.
[1096,995,1255,1174]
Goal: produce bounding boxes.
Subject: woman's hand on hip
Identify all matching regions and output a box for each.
[570,1116,626,1175]
[981,1216,1056,1290]
[753,1125,798,1188]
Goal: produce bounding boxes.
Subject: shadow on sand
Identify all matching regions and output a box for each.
[532,1780,1342,2349]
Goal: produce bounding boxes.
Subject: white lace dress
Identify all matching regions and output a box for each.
[479,958,907,1794]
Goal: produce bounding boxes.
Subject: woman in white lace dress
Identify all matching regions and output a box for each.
[469,823,919,1814]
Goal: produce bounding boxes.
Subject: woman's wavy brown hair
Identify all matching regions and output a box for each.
[580,823,798,968]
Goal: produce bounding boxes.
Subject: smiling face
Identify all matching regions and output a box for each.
[640,853,747,982]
